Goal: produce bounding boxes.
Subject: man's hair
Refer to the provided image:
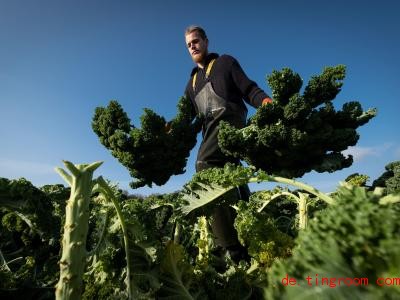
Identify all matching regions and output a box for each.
[185,25,207,40]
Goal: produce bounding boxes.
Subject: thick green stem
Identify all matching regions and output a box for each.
[257,191,298,213]
[250,175,331,230]
[55,161,102,300]
[174,223,182,244]
[297,193,309,230]
[379,193,400,205]
[95,177,136,300]
[196,216,210,265]
[248,175,334,205]
[258,191,309,230]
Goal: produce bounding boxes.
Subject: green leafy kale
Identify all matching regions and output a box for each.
[344,173,370,187]
[0,178,69,297]
[265,185,400,299]
[0,178,63,241]
[372,160,400,194]
[156,241,205,299]
[234,197,294,267]
[92,96,202,188]
[218,65,377,178]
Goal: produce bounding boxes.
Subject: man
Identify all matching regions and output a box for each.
[183,26,272,263]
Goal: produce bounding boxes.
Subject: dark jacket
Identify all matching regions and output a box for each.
[184,53,269,169]
[185,53,268,116]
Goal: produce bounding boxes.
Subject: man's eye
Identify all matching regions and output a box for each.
[187,40,199,48]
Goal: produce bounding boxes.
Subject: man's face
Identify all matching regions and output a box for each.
[185,31,208,66]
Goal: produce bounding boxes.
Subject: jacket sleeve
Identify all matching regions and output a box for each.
[184,81,198,121]
[230,57,270,108]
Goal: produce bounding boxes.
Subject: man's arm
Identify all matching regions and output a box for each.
[230,57,272,107]
[184,81,198,121]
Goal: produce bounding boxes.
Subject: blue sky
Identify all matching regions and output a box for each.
[1,0,399,195]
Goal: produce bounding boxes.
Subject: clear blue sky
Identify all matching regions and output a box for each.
[1,0,399,195]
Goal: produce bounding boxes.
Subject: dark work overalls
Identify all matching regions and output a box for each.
[192,59,250,250]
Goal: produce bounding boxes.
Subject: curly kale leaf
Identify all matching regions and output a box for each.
[92,96,202,188]
[0,178,63,242]
[267,68,303,106]
[344,173,370,187]
[156,241,206,299]
[0,179,68,293]
[234,199,294,267]
[265,185,400,299]
[247,101,284,127]
[372,160,400,194]
[218,65,376,178]
[303,65,346,107]
[176,164,257,218]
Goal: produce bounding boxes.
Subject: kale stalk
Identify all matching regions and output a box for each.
[93,177,137,300]
[179,164,334,218]
[55,161,102,300]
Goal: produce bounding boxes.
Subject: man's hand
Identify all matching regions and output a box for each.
[262,97,273,105]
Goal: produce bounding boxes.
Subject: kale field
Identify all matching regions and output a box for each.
[1,66,399,300]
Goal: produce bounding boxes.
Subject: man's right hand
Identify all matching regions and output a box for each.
[262,97,273,105]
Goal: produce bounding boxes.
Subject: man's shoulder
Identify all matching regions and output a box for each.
[215,54,239,69]
[218,54,237,63]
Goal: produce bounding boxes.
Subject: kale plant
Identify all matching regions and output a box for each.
[265,185,400,300]
[372,160,400,194]
[0,178,69,298]
[92,96,202,188]
[218,65,377,178]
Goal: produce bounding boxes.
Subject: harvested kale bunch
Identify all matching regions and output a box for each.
[218,65,376,177]
[92,96,202,188]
